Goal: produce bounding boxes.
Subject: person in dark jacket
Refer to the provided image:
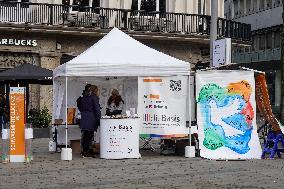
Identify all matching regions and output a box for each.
[80,85,101,158]
[76,84,92,113]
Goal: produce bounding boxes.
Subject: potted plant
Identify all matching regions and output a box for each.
[27,106,52,138]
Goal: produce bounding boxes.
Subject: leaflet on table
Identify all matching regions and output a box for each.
[101,115,139,119]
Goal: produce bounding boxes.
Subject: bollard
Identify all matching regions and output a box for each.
[1,123,10,163]
[25,123,33,162]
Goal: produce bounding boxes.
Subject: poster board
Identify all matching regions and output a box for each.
[9,87,26,162]
[196,71,262,159]
[138,76,188,136]
[213,38,231,67]
[100,118,140,159]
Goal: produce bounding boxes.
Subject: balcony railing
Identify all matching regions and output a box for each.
[0,2,251,41]
[233,48,281,63]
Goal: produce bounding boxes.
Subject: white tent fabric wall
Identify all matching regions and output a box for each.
[53,28,191,133]
[53,77,138,123]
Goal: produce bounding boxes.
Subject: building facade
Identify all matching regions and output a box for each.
[0,0,250,114]
[225,0,283,116]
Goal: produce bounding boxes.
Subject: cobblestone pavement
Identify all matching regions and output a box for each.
[0,138,284,189]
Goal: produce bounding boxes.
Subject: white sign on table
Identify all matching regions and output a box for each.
[100,118,140,159]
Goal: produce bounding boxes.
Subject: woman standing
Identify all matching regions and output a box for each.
[106,89,124,116]
[80,85,101,158]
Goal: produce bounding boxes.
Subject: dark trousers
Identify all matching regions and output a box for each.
[81,130,94,153]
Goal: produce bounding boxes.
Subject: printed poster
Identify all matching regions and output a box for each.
[196,71,262,159]
[100,118,140,159]
[10,87,26,162]
[138,76,188,136]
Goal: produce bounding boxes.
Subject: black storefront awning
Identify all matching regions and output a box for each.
[0,63,53,84]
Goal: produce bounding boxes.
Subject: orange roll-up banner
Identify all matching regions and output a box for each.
[10,87,26,162]
[255,74,281,132]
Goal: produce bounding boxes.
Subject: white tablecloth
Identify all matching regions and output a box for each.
[100,118,140,159]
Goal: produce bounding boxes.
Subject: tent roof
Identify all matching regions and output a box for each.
[0,63,53,84]
[54,28,190,78]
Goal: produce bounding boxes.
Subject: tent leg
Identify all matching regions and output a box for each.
[188,76,192,147]
[65,76,68,149]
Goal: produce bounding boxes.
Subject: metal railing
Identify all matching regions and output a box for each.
[233,48,281,63]
[0,2,251,41]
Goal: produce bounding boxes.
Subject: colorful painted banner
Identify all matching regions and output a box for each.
[196,71,262,159]
[255,74,282,132]
[138,76,188,136]
[10,87,26,162]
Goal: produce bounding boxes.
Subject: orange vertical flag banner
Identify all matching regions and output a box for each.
[255,74,281,132]
[10,87,26,162]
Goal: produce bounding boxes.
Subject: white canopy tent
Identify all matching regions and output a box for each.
[53,28,191,147]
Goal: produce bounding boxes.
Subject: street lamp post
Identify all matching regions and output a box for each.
[280,11,284,122]
[210,0,218,67]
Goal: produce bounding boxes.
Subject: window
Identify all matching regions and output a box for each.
[0,0,29,2]
[62,0,70,6]
[239,0,244,15]
[246,0,251,14]
[0,0,29,8]
[252,0,257,12]
[233,0,238,18]
[274,31,280,48]
[266,0,272,9]
[131,0,166,12]
[65,0,100,12]
[259,34,266,50]
[274,0,282,7]
[266,32,272,49]
[259,0,264,10]
[92,0,100,7]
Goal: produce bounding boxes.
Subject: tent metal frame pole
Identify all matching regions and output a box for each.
[65,76,68,149]
[188,76,192,148]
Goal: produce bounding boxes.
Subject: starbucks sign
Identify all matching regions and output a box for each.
[0,39,37,47]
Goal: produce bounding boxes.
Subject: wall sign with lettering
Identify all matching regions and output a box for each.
[0,39,37,47]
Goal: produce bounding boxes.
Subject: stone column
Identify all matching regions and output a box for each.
[237,0,241,16]
[275,71,281,109]
[205,0,211,15]
[243,0,247,15]
[39,53,61,115]
[257,0,260,11]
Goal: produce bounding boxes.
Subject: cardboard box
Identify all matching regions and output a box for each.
[92,143,100,153]
[70,140,81,154]
[67,107,76,124]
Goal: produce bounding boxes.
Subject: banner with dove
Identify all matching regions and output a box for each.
[196,71,262,159]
